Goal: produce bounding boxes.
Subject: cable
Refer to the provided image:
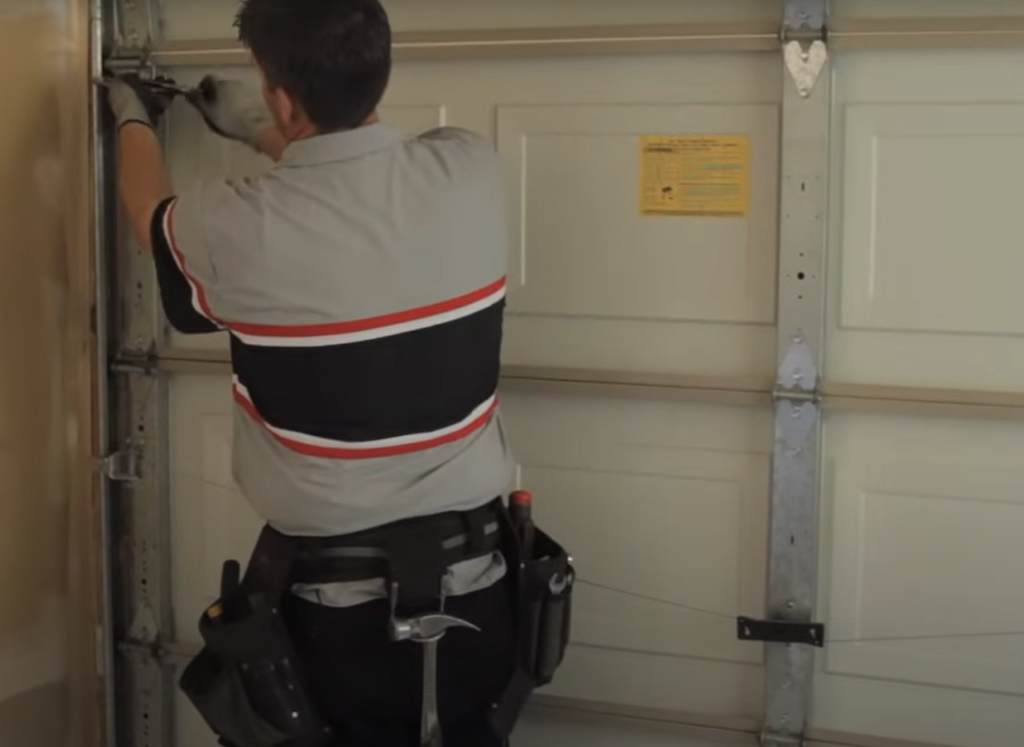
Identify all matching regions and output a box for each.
[576,579,738,623]
[576,578,1024,645]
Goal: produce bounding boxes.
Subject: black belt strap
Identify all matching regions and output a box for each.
[239,499,505,609]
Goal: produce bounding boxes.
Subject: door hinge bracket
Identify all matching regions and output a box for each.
[115,0,158,54]
[101,441,143,482]
[781,0,828,98]
[127,604,160,646]
[773,335,819,404]
[760,732,804,747]
[737,617,826,648]
[104,48,150,75]
[112,350,159,376]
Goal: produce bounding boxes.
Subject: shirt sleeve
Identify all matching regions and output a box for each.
[150,195,222,334]
[151,177,262,335]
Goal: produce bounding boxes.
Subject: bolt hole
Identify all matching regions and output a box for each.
[797,272,805,280]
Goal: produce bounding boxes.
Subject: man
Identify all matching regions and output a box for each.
[106,1,525,745]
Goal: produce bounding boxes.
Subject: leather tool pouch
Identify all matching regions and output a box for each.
[179,532,332,747]
[488,510,575,740]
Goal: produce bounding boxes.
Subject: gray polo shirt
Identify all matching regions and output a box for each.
[150,123,515,606]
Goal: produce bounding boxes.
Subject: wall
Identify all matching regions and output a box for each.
[0,1,102,746]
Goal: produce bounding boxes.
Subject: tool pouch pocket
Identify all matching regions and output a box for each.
[489,524,575,739]
[518,528,574,685]
[179,588,331,747]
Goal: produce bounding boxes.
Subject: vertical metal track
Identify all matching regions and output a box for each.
[90,0,118,745]
[761,2,830,746]
[107,2,175,747]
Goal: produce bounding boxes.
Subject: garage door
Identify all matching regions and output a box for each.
[106,2,1024,747]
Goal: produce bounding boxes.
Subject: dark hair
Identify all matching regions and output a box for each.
[235,0,392,131]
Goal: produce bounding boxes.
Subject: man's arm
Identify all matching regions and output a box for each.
[118,122,173,254]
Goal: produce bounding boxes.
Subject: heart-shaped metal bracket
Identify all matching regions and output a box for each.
[784,39,827,98]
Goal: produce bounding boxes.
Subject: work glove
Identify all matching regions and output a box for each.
[105,73,176,131]
[185,74,274,150]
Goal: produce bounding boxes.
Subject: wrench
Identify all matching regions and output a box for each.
[389,611,480,747]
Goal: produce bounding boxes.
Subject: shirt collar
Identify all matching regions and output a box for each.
[278,123,405,167]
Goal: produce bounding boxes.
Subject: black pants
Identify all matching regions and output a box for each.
[281,575,517,747]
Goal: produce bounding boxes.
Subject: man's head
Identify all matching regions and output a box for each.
[235,0,392,140]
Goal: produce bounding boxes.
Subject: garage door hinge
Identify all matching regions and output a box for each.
[760,733,803,747]
[101,441,142,482]
[781,0,827,98]
[115,0,157,53]
[104,48,150,75]
[112,350,159,375]
[773,336,819,403]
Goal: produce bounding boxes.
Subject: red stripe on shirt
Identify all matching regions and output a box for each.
[227,276,507,338]
[166,199,221,324]
[232,386,499,460]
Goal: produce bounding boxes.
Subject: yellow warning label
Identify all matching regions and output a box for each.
[640,135,750,217]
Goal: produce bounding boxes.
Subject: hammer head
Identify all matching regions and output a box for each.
[390,613,481,643]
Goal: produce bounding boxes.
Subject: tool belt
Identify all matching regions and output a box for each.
[178,497,573,747]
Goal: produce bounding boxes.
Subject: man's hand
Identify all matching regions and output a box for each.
[106,74,175,131]
[186,75,276,151]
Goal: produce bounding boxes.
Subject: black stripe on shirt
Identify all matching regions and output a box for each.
[151,197,220,335]
[230,299,504,444]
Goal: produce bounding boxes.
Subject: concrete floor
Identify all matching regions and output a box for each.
[516,705,758,747]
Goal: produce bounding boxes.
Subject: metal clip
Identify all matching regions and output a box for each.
[102,442,142,482]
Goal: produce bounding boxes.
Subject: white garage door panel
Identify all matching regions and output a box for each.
[500,393,771,717]
[168,373,263,641]
[815,411,1024,747]
[836,0,1024,19]
[828,49,1024,392]
[169,374,771,719]
[498,103,777,324]
[164,53,779,378]
[159,0,782,41]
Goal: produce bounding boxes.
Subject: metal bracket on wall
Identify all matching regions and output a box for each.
[760,2,830,747]
[781,0,828,97]
[102,441,143,482]
[107,103,175,747]
[115,0,158,54]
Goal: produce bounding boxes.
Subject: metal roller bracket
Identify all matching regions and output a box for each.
[782,0,828,97]
[116,0,158,52]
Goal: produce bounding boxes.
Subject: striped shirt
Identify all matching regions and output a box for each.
[151,123,515,605]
